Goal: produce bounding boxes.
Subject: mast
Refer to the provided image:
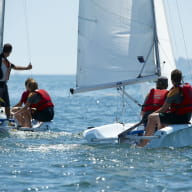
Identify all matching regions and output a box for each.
[0,0,5,49]
[151,0,161,76]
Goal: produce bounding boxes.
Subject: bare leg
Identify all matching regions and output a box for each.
[138,113,161,147]
[22,109,32,127]
[14,108,32,127]
[14,112,25,127]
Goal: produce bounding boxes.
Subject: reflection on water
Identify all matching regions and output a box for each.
[0,75,191,192]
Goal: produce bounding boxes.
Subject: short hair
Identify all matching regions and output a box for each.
[171,69,182,84]
[156,76,168,89]
[3,43,12,53]
[25,78,34,87]
[27,80,38,91]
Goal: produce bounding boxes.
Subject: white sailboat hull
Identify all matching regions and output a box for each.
[83,122,192,148]
[0,119,52,137]
[148,124,192,148]
[74,0,187,148]
[83,123,131,143]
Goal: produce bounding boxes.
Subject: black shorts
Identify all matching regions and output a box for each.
[159,112,192,124]
[0,82,10,107]
[32,107,54,122]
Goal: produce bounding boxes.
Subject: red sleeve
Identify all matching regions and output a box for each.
[20,91,30,104]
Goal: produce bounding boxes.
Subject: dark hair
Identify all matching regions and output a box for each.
[171,69,182,85]
[3,43,12,53]
[156,76,168,89]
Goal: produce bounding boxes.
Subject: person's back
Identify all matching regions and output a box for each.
[29,89,54,112]
[167,82,192,123]
[142,88,168,113]
[141,76,168,125]
[27,81,54,122]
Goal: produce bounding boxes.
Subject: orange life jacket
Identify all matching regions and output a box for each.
[170,83,192,115]
[30,89,54,111]
[142,89,168,112]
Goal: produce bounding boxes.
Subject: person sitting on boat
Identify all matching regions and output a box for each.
[13,79,54,127]
[11,78,34,114]
[141,76,169,126]
[0,43,32,118]
[138,69,192,147]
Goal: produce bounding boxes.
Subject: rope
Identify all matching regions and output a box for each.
[116,87,140,123]
[175,0,191,67]
[164,1,177,58]
[23,0,32,63]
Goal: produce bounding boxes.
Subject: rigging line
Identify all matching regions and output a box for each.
[175,0,191,66]
[115,88,123,122]
[164,1,177,60]
[118,87,142,107]
[121,86,126,123]
[23,0,31,63]
[117,87,140,119]
[116,88,128,123]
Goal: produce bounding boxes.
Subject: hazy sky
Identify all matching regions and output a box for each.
[3,0,192,75]
[4,0,79,75]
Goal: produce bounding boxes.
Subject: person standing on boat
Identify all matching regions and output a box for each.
[141,76,169,126]
[0,43,32,118]
[139,69,192,147]
[14,79,54,127]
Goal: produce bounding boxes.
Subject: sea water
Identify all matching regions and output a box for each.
[0,74,192,192]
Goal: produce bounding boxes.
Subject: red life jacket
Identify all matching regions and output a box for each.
[170,83,192,115]
[142,89,168,112]
[30,89,54,111]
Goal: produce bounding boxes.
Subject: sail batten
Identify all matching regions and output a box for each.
[72,0,175,94]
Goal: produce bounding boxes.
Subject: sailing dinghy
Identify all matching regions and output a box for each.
[0,107,51,137]
[70,0,192,148]
[0,0,52,136]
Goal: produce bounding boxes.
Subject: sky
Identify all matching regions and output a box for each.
[3,0,192,75]
[4,0,79,75]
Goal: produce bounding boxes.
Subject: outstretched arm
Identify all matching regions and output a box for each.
[13,63,32,70]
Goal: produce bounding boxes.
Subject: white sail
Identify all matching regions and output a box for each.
[0,0,4,49]
[154,0,176,85]
[72,0,160,94]
[72,0,175,94]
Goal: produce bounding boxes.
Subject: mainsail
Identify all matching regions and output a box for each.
[154,0,175,81]
[0,0,4,49]
[71,0,175,94]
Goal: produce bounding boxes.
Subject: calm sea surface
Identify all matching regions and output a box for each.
[0,75,192,192]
